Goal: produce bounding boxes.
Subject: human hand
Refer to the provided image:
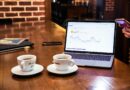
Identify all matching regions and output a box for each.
[122,26,130,38]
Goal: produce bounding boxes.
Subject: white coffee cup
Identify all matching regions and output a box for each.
[53,54,75,71]
[17,54,37,72]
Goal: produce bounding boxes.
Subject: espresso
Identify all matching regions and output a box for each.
[58,57,68,60]
[23,57,32,60]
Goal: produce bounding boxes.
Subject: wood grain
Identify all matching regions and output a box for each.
[0,21,130,90]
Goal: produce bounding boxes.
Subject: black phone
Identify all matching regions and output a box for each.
[115,19,130,27]
[42,42,62,46]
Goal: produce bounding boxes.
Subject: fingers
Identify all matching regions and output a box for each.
[122,27,130,38]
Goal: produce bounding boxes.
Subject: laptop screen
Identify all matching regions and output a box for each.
[65,21,115,54]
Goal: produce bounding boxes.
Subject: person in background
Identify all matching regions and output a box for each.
[122,26,130,38]
[115,18,130,38]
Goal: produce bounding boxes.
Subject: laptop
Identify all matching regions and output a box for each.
[64,20,116,68]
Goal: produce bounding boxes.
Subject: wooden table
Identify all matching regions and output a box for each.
[0,21,130,90]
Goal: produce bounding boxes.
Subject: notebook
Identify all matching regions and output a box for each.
[64,20,116,68]
[0,39,33,53]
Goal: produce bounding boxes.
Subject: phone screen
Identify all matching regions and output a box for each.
[116,20,125,24]
[115,20,127,27]
[116,19,130,27]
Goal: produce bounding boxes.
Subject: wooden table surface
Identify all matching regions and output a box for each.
[0,21,130,90]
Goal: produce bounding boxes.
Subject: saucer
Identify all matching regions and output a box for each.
[11,64,44,76]
[47,64,78,75]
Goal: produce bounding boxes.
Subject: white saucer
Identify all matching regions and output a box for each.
[11,64,44,76]
[47,64,78,75]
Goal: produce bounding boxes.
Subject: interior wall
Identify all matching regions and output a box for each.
[45,0,51,20]
[104,0,115,19]
[0,0,116,23]
[0,0,45,22]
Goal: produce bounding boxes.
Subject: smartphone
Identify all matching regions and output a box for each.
[42,41,62,46]
[115,19,130,28]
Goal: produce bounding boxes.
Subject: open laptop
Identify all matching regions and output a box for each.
[64,20,116,68]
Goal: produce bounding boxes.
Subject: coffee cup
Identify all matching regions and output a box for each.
[53,54,75,71]
[17,54,37,72]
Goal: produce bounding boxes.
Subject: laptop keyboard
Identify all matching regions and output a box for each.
[68,53,111,61]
